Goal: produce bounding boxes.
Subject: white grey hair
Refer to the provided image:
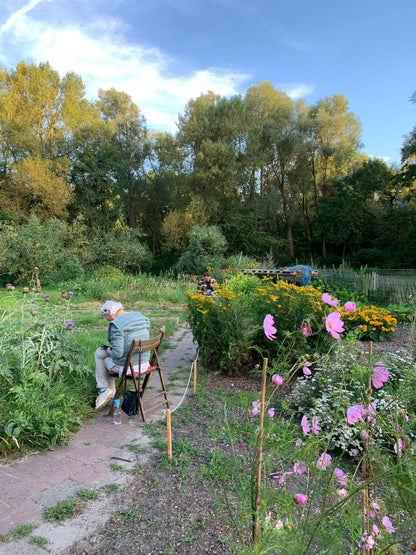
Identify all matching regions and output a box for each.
[101,300,123,316]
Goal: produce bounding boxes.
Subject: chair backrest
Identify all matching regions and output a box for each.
[123,327,165,379]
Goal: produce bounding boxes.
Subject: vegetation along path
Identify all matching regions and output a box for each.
[0,327,196,554]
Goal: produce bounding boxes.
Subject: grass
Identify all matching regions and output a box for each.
[43,489,100,523]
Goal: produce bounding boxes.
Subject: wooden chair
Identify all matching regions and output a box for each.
[108,327,169,422]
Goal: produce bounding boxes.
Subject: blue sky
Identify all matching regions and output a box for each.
[0,0,415,165]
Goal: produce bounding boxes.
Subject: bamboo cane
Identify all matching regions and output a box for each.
[167,409,172,460]
[253,358,268,542]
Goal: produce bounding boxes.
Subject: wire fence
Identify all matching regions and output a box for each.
[318,268,416,303]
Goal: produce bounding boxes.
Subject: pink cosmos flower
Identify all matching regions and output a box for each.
[275,519,285,530]
[268,408,275,419]
[272,471,293,484]
[382,515,395,534]
[393,437,403,456]
[294,493,308,505]
[360,430,369,440]
[344,301,357,312]
[272,374,284,386]
[300,320,311,337]
[325,311,345,339]
[311,416,320,435]
[366,501,380,518]
[301,416,310,436]
[322,293,339,307]
[347,404,367,424]
[372,524,380,536]
[263,314,277,341]
[293,461,307,474]
[410,544,416,555]
[252,401,261,416]
[359,533,375,550]
[372,362,389,389]
[295,439,303,448]
[333,468,347,485]
[316,452,332,470]
[303,362,312,376]
[336,488,348,498]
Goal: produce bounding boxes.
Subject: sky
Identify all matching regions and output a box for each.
[0,0,415,165]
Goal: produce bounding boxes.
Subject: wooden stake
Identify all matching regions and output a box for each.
[167,409,172,460]
[193,360,197,394]
[253,358,268,542]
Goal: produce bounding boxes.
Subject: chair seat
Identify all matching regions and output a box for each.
[108,365,155,377]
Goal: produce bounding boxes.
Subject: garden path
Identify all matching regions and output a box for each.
[0,326,197,554]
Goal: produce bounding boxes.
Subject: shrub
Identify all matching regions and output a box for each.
[175,224,227,275]
[339,304,397,341]
[186,275,332,372]
[0,294,94,455]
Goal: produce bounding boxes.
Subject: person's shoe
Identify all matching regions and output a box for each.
[95,388,115,410]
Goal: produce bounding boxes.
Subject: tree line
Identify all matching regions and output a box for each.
[1,60,416,276]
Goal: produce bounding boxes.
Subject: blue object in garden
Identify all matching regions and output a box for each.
[287,265,317,286]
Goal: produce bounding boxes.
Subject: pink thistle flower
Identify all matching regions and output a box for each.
[333,468,347,485]
[294,493,308,505]
[263,314,277,341]
[65,321,74,330]
[322,293,339,307]
[382,515,395,534]
[316,452,332,470]
[303,362,312,376]
[344,301,357,312]
[300,320,311,337]
[311,416,319,435]
[301,416,310,436]
[325,311,345,339]
[272,374,284,386]
[68,291,73,297]
[293,461,307,474]
[347,404,367,424]
[372,362,389,389]
[43,294,51,302]
[268,408,275,419]
[252,401,261,416]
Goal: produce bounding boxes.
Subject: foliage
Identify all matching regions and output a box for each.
[339,304,397,341]
[0,214,88,284]
[0,292,94,455]
[175,224,227,275]
[186,274,333,372]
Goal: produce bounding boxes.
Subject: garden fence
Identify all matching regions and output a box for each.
[318,268,416,304]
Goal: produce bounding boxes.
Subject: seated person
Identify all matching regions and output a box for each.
[197,271,217,296]
[95,300,150,410]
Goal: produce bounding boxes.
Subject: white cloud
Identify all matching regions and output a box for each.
[0,12,250,132]
[278,82,316,99]
[1,0,51,31]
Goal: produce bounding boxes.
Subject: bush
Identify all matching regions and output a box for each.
[0,294,94,455]
[175,224,227,275]
[186,274,332,372]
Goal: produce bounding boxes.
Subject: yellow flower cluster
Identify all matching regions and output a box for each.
[339,304,397,336]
